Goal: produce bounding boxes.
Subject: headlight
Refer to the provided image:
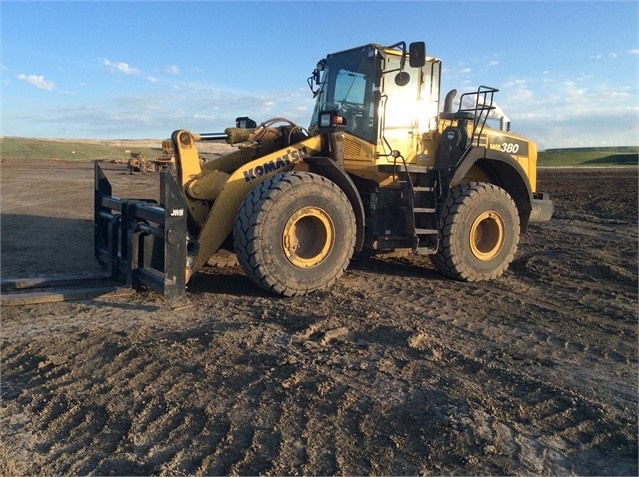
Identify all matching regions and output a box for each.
[319,111,347,128]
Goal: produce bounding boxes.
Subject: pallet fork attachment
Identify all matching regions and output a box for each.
[94,162,190,307]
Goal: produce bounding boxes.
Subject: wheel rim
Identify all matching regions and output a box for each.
[469,210,505,261]
[283,206,335,268]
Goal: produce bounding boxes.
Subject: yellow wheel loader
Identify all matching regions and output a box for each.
[94,41,553,304]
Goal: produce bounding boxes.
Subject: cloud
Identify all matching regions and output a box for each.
[12,81,314,139]
[100,58,141,75]
[520,112,637,150]
[162,65,180,75]
[17,73,55,90]
[489,73,639,148]
[147,76,158,83]
[6,66,634,149]
[628,49,639,55]
[193,113,214,120]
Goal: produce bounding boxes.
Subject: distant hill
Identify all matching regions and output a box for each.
[0,136,163,162]
[0,136,233,162]
[542,146,636,153]
[538,146,637,167]
[1,137,636,167]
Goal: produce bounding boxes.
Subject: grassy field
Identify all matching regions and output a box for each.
[0,137,162,162]
[538,146,638,167]
[1,137,637,167]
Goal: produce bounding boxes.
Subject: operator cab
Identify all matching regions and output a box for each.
[308,42,440,164]
[308,45,380,143]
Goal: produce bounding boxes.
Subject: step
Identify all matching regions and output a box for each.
[415,228,438,235]
[414,207,436,214]
[415,246,438,255]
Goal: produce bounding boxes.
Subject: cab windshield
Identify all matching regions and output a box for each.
[309,45,381,144]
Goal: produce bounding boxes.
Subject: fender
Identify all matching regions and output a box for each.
[450,146,534,231]
[188,135,324,279]
[304,156,365,252]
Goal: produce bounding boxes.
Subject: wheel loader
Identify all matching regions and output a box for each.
[94,41,553,305]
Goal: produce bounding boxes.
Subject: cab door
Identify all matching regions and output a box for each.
[379,54,421,163]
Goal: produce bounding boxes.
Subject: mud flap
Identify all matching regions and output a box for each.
[94,163,190,308]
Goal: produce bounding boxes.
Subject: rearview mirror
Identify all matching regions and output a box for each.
[409,42,426,68]
[395,71,411,87]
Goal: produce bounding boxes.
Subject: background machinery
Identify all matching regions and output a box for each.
[127,140,176,173]
[94,41,553,303]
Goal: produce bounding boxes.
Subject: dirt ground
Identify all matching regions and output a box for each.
[1,159,637,476]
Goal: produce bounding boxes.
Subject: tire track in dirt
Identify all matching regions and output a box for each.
[345,259,636,399]
[2,279,636,476]
[335,253,637,475]
[135,402,212,474]
[208,381,273,475]
[356,215,637,389]
[9,391,133,475]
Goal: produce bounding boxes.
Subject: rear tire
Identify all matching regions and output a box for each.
[432,182,519,281]
[234,171,356,296]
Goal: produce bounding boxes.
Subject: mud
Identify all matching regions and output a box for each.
[1,160,637,475]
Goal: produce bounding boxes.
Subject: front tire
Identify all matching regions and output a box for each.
[432,182,520,281]
[234,171,356,296]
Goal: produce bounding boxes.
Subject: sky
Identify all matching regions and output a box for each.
[1,0,637,150]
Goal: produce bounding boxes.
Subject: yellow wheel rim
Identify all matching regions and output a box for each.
[469,210,505,261]
[283,206,335,268]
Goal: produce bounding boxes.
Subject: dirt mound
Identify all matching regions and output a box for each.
[1,162,637,475]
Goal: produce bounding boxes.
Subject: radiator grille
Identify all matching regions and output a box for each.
[344,138,362,157]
